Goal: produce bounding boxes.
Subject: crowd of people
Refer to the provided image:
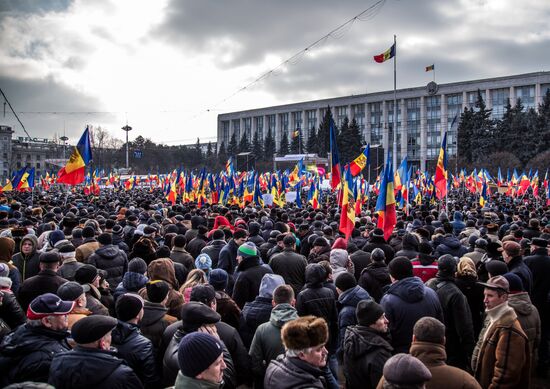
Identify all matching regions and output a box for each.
[0,187,548,388]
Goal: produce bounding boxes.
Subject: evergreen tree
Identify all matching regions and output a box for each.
[470,90,495,163]
[227,132,238,156]
[205,141,214,169]
[457,107,475,167]
[290,130,304,154]
[537,89,550,154]
[217,141,227,167]
[264,128,276,161]
[194,138,203,165]
[252,131,264,161]
[316,106,333,157]
[238,133,251,153]
[306,127,317,154]
[338,117,363,164]
[279,131,289,156]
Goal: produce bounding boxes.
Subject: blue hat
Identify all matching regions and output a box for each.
[49,230,65,246]
[195,253,212,271]
[27,293,74,320]
[209,268,229,291]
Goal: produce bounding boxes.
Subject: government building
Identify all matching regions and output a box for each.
[217,71,550,171]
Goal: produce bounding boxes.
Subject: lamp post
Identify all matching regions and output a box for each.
[60,136,68,160]
[121,125,132,169]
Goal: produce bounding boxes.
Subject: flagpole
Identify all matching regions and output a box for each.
[392,34,398,170]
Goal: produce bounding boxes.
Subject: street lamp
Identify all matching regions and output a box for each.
[121,125,132,170]
[60,136,68,160]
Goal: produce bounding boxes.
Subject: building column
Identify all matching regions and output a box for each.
[440,93,447,137]
[365,103,372,145]
[400,98,407,160]
[382,101,389,163]
[462,91,468,111]
[420,96,427,171]
[485,88,492,110]
[275,114,281,149]
[263,115,268,140]
[509,86,516,107]
[535,83,542,109]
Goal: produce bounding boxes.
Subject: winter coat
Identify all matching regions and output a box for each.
[296,264,339,353]
[85,284,110,316]
[17,269,68,311]
[0,324,70,386]
[0,290,25,331]
[259,239,277,263]
[239,296,273,348]
[111,320,159,388]
[169,247,195,270]
[75,238,100,262]
[456,274,486,338]
[139,258,184,319]
[57,258,84,281]
[362,236,395,264]
[248,234,265,248]
[426,275,475,369]
[350,249,371,280]
[174,371,221,389]
[411,258,439,283]
[524,248,550,310]
[264,354,327,389]
[433,235,468,258]
[380,276,443,353]
[11,234,40,281]
[269,248,307,294]
[451,211,466,236]
[219,239,239,274]
[343,325,392,389]
[249,303,299,389]
[408,341,481,389]
[201,239,226,269]
[472,305,530,389]
[358,262,391,303]
[215,290,241,329]
[232,256,273,309]
[394,233,419,260]
[88,244,128,292]
[508,292,541,366]
[140,300,177,356]
[506,255,533,294]
[307,245,331,264]
[464,248,487,265]
[187,234,208,259]
[48,346,143,389]
[337,285,371,360]
[114,272,149,301]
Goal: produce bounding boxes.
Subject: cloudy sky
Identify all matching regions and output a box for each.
[0,0,549,146]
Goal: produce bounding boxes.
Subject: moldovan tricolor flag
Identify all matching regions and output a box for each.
[329,119,341,189]
[375,156,396,241]
[349,144,370,177]
[373,43,396,63]
[57,127,92,185]
[339,167,355,241]
[434,132,448,199]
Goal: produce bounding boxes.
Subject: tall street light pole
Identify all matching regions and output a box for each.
[122,125,132,169]
[60,136,68,160]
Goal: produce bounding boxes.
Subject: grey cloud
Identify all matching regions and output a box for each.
[0,0,73,17]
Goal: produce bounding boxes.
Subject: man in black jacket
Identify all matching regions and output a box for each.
[48,315,143,389]
[232,242,273,309]
[0,293,73,386]
[187,225,209,259]
[269,234,307,294]
[111,293,159,388]
[201,229,226,269]
[88,233,128,293]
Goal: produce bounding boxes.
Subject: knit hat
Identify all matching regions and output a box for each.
[57,281,85,301]
[356,299,385,326]
[190,284,216,305]
[74,264,99,284]
[146,280,170,303]
[437,254,457,275]
[383,353,432,385]
[371,248,386,262]
[71,315,118,344]
[177,332,224,378]
[195,253,213,272]
[259,273,285,298]
[334,272,356,292]
[281,316,329,350]
[209,268,229,291]
[0,263,9,277]
[115,293,144,321]
[27,293,74,320]
[485,260,508,277]
[388,256,413,280]
[128,257,148,274]
[82,226,95,238]
[332,237,347,250]
[97,233,112,245]
[237,242,258,258]
[502,272,524,292]
[49,230,65,246]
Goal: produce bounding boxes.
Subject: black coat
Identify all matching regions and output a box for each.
[0,291,26,331]
[269,248,307,294]
[140,301,175,355]
[232,257,273,309]
[88,244,128,292]
[17,269,68,311]
[186,234,208,259]
[48,346,143,389]
[507,255,533,294]
[0,324,70,386]
[363,237,395,263]
[239,296,273,348]
[111,321,159,388]
[358,262,391,303]
[201,240,226,269]
[350,249,371,280]
[343,325,393,389]
[264,354,326,389]
[219,239,239,274]
[455,275,485,338]
[525,248,550,309]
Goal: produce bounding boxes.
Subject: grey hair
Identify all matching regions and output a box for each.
[286,347,313,358]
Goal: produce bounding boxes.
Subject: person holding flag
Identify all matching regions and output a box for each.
[57,127,93,185]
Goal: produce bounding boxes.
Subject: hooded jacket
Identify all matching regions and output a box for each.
[358,262,391,303]
[249,303,299,389]
[232,256,273,309]
[451,211,466,235]
[337,285,371,360]
[88,244,128,292]
[264,354,326,389]
[139,300,177,356]
[508,292,541,363]
[380,277,443,353]
[269,248,307,294]
[239,295,273,348]
[433,235,468,258]
[343,325,393,389]
[114,272,149,301]
[11,234,40,281]
[48,346,143,389]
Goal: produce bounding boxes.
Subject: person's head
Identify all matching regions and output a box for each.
[480,276,510,310]
[334,272,356,295]
[437,254,457,278]
[177,332,226,384]
[502,272,524,293]
[195,253,213,275]
[283,234,296,250]
[499,240,521,263]
[382,353,432,389]
[20,236,35,255]
[71,315,118,350]
[97,232,112,247]
[211,229,225,241]
[27,293,74,331]
[233,229,248,246]
[146,280,170,305]
[39,252,61,271]
[371,248,386,263]
[128,257,148,275]
[115,293,144,324]
[282,316,329,368]
[485,260,508,278]
[388,256,413,282]
[74,264,100,288]
[456,257,477,279]
[356,299,388,333]
[182,269,208,290]
[190,284,217,310]
[209,268,229,292]
[259,273,285,299]
[57,281,86,308]
[173,234,187,249]
[236,241,258,263]
[272,284,295,307]
[413,317,445,345]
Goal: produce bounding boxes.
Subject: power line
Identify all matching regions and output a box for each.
[0,87,32,139]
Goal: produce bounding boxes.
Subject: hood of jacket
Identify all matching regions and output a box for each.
[0,236,15,262]
[453,211,464,222]
[122,271,149,291]
[111,320,139,344]
[141,301,168,326]
[439,235,462,249]
[339,285,371,307]
[269,303,299,328]
[508,292,536,316]
[343,325,392,358]
[236,256,261,272]
[305,263,326,287]
[94,244,122,259]
[147,258,178,288]
[386,276,427,303]
[20,234,38,255]
[409,341,446,367]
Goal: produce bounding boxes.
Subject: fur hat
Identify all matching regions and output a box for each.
[281,316,328,350]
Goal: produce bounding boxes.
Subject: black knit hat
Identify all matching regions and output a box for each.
[334,272,357,292]
[356,299,384,326]
[128,257,147,274]
[57,281,84,301]
[74,264,99,284]
[146,280,170,303]
[115,293,144,321]
[177,332,224,378]
[71,315,118,344]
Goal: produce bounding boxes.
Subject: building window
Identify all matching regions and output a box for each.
[516,85,535,109]
[255,117,264,140]
[37,163,41,169]
[267,115,276,135]
[222,121,230,144]
[280,113,289,133]
[446,94,462,157]
[468,90,486,109]
[292,111,302,131]
[232,119,240,140]
[369,102,383,146]
[406,98,421,160]
[336,106,348,127]
[243,117,252,142]
[352,104,365,135]
[306,110,317,139]
[491,88,509,120]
